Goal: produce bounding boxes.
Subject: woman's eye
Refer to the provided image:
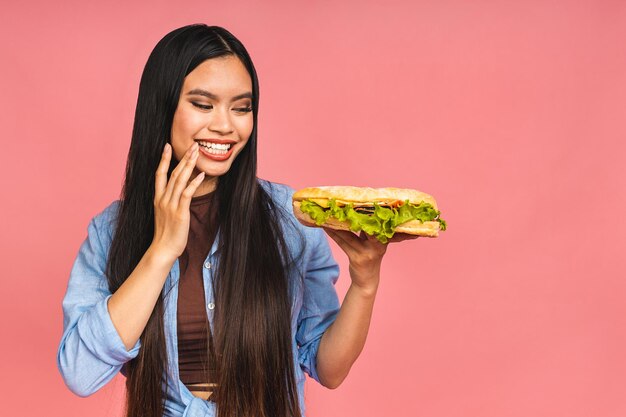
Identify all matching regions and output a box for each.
[234,107,253,113]
[191,102,212,110]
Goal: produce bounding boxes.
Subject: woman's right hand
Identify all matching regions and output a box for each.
[150,141,205,262]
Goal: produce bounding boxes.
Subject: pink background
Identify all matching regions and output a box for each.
[1,1,625,416]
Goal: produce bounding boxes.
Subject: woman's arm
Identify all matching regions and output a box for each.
[315,229,416,388]
[57,143,204,396]
[109,142,204,350]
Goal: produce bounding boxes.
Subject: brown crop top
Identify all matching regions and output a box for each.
[177,190,219,393]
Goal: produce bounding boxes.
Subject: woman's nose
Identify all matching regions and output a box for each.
[208,107,234,134]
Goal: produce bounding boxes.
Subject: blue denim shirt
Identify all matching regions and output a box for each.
[57,181,340,417]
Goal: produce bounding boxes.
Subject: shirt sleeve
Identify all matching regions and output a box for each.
[57,214,141,397]
[296,227,340,383]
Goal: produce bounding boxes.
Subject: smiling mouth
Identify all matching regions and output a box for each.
[194,140,234,155]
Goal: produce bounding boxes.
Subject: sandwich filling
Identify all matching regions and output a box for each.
[299,198,447,243]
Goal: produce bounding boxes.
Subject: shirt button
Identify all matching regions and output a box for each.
[207,302,215,310]
[204,261,211,269]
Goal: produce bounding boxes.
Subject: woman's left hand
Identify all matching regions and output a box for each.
[323,228,418,293]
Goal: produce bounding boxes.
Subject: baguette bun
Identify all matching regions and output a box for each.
[292,186,442,238]
[293,186,438,209]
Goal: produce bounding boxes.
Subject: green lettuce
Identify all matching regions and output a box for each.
[299,198,447,243]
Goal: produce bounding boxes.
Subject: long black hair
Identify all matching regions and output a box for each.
[106,24,302,417]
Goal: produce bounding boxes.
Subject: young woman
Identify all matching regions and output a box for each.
[57,24,413,417]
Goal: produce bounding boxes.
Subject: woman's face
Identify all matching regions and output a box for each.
[170,55,254,195]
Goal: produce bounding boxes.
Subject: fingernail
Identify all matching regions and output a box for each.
[164,143,170,153]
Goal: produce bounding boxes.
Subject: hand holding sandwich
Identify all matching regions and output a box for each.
[292,185,444,293]
[298,186,444,388]
[323,228,417,293]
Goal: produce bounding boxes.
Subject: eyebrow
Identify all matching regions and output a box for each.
[186,88,253,101]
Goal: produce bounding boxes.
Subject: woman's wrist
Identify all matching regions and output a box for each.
[350,282,379,299]
[348,264,380,297]
[145,244,178,270]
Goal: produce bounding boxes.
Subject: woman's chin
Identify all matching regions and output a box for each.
[196,163,232,180]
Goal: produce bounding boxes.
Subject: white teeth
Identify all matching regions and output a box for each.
[198,141,231,155]
[197,141,232,150]
[197,141,232,153]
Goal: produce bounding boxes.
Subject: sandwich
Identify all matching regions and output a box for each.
[292,186,447,243]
